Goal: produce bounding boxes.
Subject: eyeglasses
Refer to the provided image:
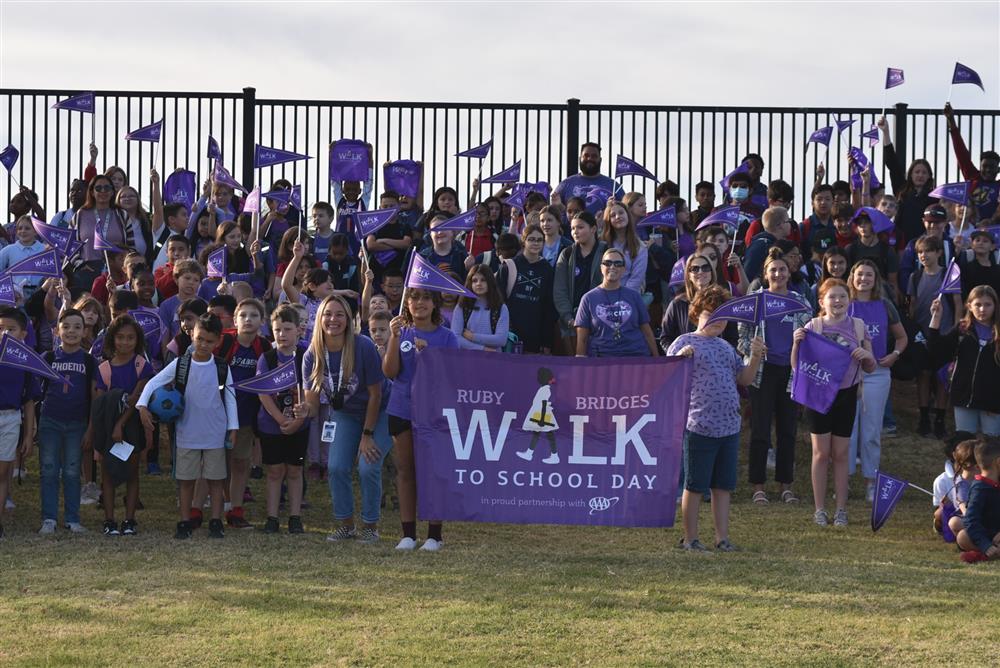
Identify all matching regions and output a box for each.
[688,264,713,273]
[525,237,544,243]
[601,260,625,268]
[93,185,113,193]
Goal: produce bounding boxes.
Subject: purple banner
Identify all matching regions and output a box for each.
[929,181,971,204]
[355,207,399,238]
[0,273,14,305]
[885,67,905,89]
[32,217,75,255]
[233,359,298,394]
[6,249,62,278]
[719,160,751,193]
[212,162,247,193]
[668,257,687,287]
[835,118,856,133]
[695,205,740,231]
[939,259,962,295]
[206,246,227,279]
[207,135,222,162]
[871,470,908,531]
[406,253,475,298]
[92,225,119,252]
[848,147,881,191]
[614,155,656,181]
[329,139,370,182]
[481,161,522,185]
[861,126,880,147]
[636,206,676,228]
[52,92,95,114]
[791,330,852,413]
[952,62,984,90]
[128,309,162,351]
[807,126,833,147]
[125,119,163,142]
[0,333,70,384]
[851,206,894,234]
[762,291,810,319]
[243,186,261,214]
[383,160,422,199]
[412,349,692,527]
[254,144,310,169]
[432,209,477,232]
[0,144,19,172]
[706,293,760,326]
[456,139,493,159]
[163,169,197,209]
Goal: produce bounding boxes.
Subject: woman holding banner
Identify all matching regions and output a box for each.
[847,260,908,503]
[793,279,876,527]
[575,248,659,358]
[383,288,459,551]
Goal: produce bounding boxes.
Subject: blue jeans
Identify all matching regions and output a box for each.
[953,407,1000,436]
[327,410,392,524]
[37,415,86,523]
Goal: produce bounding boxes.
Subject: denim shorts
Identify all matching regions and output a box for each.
[683,429,739,493]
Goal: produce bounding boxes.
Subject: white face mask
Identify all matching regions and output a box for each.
[731,187,749,202]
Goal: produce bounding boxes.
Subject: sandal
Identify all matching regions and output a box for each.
[780,489,800,504]
[752,490,769,505]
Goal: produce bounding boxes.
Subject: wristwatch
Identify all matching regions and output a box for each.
[362,428,375,437]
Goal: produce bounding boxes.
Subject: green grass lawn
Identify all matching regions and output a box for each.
[2,396,999,666]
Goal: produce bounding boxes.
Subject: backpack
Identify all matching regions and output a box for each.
[460,301,502,335]
[98,356,149,392]
[217,331,271,364]
[256,347,306,432]
[43,350,96,414]
[499,257,518,298]
[172,351,229,405]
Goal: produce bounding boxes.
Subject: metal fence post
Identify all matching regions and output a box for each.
[893,102,909,166]
[566,98,580,177]
[242,86,256,189]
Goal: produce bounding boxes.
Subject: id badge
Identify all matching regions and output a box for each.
[321,420,337,443]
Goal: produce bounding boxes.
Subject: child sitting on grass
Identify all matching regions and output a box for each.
[957,437,1000,562]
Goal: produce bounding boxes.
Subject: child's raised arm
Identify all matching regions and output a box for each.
[281,240,306,304]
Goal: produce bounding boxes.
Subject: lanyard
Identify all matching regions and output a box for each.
[325,348,346,398]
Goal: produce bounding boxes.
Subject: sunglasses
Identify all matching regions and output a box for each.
[601,260,625,268]
[525,237,544,243]
[688,264,713,273]
[93,185,114,193]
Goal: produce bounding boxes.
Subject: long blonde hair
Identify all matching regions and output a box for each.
[307,295,356,395]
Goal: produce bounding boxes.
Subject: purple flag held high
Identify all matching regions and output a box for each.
[695,205,741,231]
[0,333,71,385]
[233,359,298,394]
[212,162,247,193]
[412,348,692,527]
[848,147,881,192]
[668,257,687,288]
[807,126,834,147]
[406,252,476,298]
[509,181,552,203]
[432,209,477,232]
[262,188,292,205]
[32,217,76,256]
[835,118,856,133]
[614,155,657,181]
[719,160,751,193]
[851,206,894,234]
[254,144,311,169]
[929,181,971,205]
[163,170,197,210]
[128,309,163,352]
[952,62,985,91]
[0,144,19,172]
[242,186,261,215]
[125,119,163,142]
[791,330,852,413]
[762,291,811,319]
[52,92,95,114]
[329,139,370,182]
[504,189,527,211]
[481,161,522,185]
[207,136,222,162]
[5,249,62,279]
[383,160,422,199]
[456,139,493,160]
[0,273,14,306]
[636,206,677,229]
[939,259,962,295]
[706,293,760,327]
[885,67,905,89]
[861,126,880,147]
[354,207,400,238]
[871,470,908,531]
[206,246,227,279]
[290,185,302,211]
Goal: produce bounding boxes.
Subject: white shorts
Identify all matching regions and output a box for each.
[0,409,22,462]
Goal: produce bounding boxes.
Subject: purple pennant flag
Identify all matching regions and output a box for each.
[848,147,882,191]
[52,92,95,114]
[636,206,677,229]
[504,189,527,211]
[163,170,197,210]
[206,246,227,279]
[791,330,852,413]
[695,205,741,231]
[262,188,291,205]
[481,160,522,185]
[871,470,908,531]
[807,126,834,147]
[885,67,905,89]
[851,206,894,234]
[329,139,370,182]
[383,160,422,199]
[242,186,261,214]
[32,217,76,256]
[668,256,688,288]
[406,253,476,298]
[0,144,19,172]
[509,181,552,203]
[952,62,985,91]
[354,207,400,238]
[233,359,298,394]
[207,136,222,162]
[455,139,493,160]
[254,144,310,169]
[0,273,14,305]
[835,118,856,133]
[5,249,62,279]
[374,250,397,266]
[614,155,657,181]
[290,185,302,211]
[939,259,962,295]
[762,291,811,319]
[92,225,120,253]
[432,209,477,232]
[861,126,880,147]
[929,181,971,204]
[0,333,71,385]
[128,309,162,352]
[125,119,163,142]
[212,162,247,193]
[706,293,761,326]
[719,160,751,193]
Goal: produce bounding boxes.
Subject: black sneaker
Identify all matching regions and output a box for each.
[934,416,947,440]
[250,466,264,480]
[263,516,280,534]
[917,414,931,437]
[288,516,304,534]
[174,521,193,540]
[121,519,137,536]
[103,520,120,536]
[208,518,225,539]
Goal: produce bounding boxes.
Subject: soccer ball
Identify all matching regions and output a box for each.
[148,387,185,423]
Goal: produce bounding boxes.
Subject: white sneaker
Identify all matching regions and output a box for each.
[65,522,88,533]
[395,537,418,551]
[4,498,14,510]
[38,519,57,535]
[420,538,442,552]
[542,452,560,464]
[866,482,876,504]
[80,482,98,505]
[516,449,533,462]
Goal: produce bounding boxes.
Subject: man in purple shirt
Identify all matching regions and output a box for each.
[554,143,625,216]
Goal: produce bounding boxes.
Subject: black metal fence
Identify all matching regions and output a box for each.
[2,87,998,223]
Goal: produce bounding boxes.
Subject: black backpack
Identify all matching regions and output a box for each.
[173,351,230,404]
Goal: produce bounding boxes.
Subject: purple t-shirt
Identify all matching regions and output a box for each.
[0,366,42,411]
[95,355,155,395]
[575,286,651,357]
[158,294,183,340]
[667,334,743,438]
[302,335,385,418]
[41,348,93,423]
[386,325,459,420]
[763,303,797,367]
[230,342,265,426]
[848,299,899,360]
[254,350,307,436]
